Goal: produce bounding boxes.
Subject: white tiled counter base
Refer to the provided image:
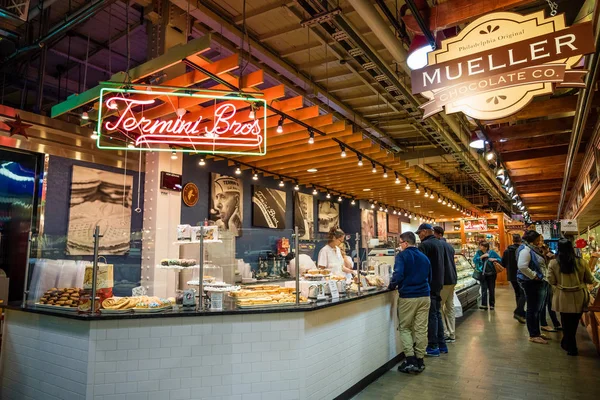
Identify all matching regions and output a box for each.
[0,292,399,400]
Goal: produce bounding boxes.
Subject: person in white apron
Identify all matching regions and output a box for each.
[318,227,354,276]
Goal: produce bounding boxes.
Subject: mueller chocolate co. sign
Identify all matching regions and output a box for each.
[411,11,596,120]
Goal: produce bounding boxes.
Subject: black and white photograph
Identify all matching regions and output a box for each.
[67,166,133,255]
[361,209,375,248]
[318,201,339,233]
[294,191,314,240]
[377,211,388,239]
[210,173,243,236]
[252,185,287,229]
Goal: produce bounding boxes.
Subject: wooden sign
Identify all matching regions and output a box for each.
[411,11,595,120]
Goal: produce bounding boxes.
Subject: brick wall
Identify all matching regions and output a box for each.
[0,292,399,400]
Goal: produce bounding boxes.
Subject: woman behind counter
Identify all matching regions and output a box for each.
[318,227,355,277]
[473,241,501,310]
[548,239,594,356]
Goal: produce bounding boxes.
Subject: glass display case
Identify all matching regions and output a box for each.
[455,253,477,292]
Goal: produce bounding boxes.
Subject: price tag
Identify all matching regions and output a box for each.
[328,281,339,299]
[132,286,147,296]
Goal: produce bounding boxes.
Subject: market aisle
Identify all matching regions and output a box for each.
[353,286,600,400]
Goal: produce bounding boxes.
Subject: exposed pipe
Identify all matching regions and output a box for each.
[28,0,60,21]
[404,0,436,48]
[3,0,117,65]
[557,24,600,218]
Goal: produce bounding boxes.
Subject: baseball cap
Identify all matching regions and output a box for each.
[415,223,433,234]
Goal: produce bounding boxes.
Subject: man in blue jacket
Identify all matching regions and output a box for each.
[389,231,431,374]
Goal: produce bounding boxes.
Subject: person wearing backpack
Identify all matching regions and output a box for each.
[547,238,594,356]
[503,234,526,323]
[473,241,501,310]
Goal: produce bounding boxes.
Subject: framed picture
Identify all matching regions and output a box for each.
[210,173,243,236]
[67,166,133,255]
[377,211,387,238]
[294,191,314,240]
[252,185,287,229]
[464,219,487,231]
[361,209,375,248]
[318,201,339,233]
[388,214,399,234]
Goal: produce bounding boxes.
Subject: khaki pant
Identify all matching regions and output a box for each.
[397,296,431,358]
[441,284,456,339]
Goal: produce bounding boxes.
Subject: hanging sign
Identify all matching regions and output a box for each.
[411,12,595,120]
[96,87,267,155]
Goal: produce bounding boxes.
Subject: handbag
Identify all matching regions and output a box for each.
[493,261,505,274]
[472,268,484,281]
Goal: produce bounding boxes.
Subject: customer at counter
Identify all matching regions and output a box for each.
[318,227,355,276]
[389,231,431,374]
[416,223,447,357]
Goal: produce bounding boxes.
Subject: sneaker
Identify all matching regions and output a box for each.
[415,358,425,373]
[479,305,488,310]
[444,337,456,343]
[529,336,548,344]
[397,358,418,374]
[425,346,440,357]
[439,344,449,354]
[541,326,557,332]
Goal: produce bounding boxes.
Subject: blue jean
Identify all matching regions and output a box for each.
[520,279,545,338]
[428,294,446,348]
[540,281,561,328]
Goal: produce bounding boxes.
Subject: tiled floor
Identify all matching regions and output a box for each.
[353,286,600,400]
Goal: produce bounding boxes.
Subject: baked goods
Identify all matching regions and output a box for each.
[365,275,385,287]
[330,275,346,281]
[160,259,197,267]
[236,294,307,306]
[230,286,295,298]
[38,287,84,308]
[101,296,175,310]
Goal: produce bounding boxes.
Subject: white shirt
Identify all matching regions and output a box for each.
[318,244,344,276]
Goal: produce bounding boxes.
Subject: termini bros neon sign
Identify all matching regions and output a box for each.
[96,88,268,156]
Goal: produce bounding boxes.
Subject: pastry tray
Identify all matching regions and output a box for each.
[34,303,79,313]
[132,306,172,313]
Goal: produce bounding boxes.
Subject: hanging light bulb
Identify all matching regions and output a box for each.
[469,131,485,149]
[357,155,363,167]
[452,203,456,209]
[379,205,383,211]
[424,190,429,198]
[404,211,408,217]
[252,171,259,181]
[277,117,284,134]
[393,209,397,215]
[81,111,89,120]
[371,203,375,209]
[313,188,318,195]
[415,185,421,194]
[442,198,447,205]
[338,196,343,202]
[486,152,495,161]
[279,179,285,187]
[340,144,347,158]
[294,182,300,191]
[447,201,452,208]
[384,207,388,213]
[351,198,356,205]
[176,108,186,118]
[383,169,388,178]
[199,158,206,166]
[405,179,410,190]
[395,173,400,184]
[437,196,442,203]
[326,193,331,199]
[308,130,315,144]
[496,168,505,176]
[248,106,255,120]
[430,192,435,199]
[90,131,99,140]
[171,150,178,160]
[372,162,377,173]
[235,166,242,175]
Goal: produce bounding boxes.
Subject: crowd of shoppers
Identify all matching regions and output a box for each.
[389,223,457,374]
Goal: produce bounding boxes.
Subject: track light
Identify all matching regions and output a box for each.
[496,168,505,176]
[415,185,420,194]
[294,182,300,191]
[371,203,375,209]
[326,193,331,199]
[469,131,485,149]
[279,179,285,187]
[452,203,456,209]
[252,171,259,181]
[379,205,383,211]
[447,201,452,208]
[383,169,388,178]
[338,196,343,202]
[372,162,377,173]
[404,211,408,217]
[340,144,347,158]
[313,188,318,195]
[128,143,135,149]
[235,165,242,175]
[90,131,99,140]
[424,190,429,198]
[308,130,315,144]
[81,111,89,120]
[357,154,363,167]
[171,150,178,160]
[248,106,255,120]
[351,198,356,205]
[176,108,186,118]
[393,209,397,215]
[198,158,206,166]
[438,195,442,203]
[277,117,284,133]
[430,192,435,199]
[384,207,388,213]
[395,173,400,184]
[405,179,410,190]
[507,186,514,195]
[486,152,495,161]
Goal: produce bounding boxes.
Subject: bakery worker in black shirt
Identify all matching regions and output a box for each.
[416,223,448,357]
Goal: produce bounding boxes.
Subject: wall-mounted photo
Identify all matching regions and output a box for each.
[377,211,387,239]
[388,214,399,234]
[361,209,375,248]
[210,173,243,236]
[318,201,339,233]
[294,191,314,240]
[67,166,133,255]
[252,185,287,229]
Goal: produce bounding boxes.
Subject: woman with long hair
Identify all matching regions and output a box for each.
[318,227,354,276]
[473,241,501,310]
[517,230,550,344]
[547,239,594,356]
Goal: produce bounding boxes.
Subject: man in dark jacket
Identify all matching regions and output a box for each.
[389,231,431,374]
[416,223,447,356]
[503,234,526,323]
[434,226,458,342]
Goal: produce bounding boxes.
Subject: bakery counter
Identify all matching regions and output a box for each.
[0,290,400,400]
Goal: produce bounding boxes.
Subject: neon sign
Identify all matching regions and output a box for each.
[96,88,267,156]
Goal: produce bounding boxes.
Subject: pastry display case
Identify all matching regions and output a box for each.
[454,253,480,310]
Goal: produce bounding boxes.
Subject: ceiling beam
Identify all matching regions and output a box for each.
[233,1,292,24]
[483,95,587,125]
[258,24,304,41]
[497,136,577,153]
[502,147,573,163]
[487,117,574,142]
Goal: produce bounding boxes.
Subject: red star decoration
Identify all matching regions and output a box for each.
[5,114,31,140]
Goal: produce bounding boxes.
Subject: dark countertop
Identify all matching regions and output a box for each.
[2,289,394,321]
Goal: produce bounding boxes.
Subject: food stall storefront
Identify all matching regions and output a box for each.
[0,37,482,400]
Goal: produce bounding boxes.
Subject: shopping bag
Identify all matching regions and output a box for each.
[453,291,463,318]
